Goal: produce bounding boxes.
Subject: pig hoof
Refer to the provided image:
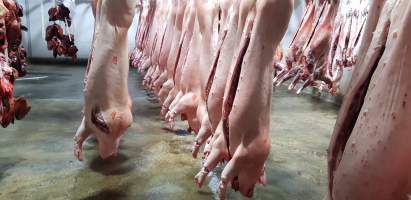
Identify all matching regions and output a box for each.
[191,141,201,158]
[73,136,83,161]
[245,186,255,198]
[258,167,267,186]
[74,143,83,161]
[202,150,210,160]
[218,179,228,200]
[194,166,210,188]
[160,105,168,116]
[168,121,175,129]
[165,110,176,128]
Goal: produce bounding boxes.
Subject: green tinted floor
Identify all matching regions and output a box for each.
[0,64,338,200]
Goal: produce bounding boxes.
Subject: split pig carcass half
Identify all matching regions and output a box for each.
[74,0,136,161]
[199,0,243,158]
[130,0,157,70]
[164,0,220,153]
[194,0,293,199]
[327,0,411,199]
[273,0,369,96]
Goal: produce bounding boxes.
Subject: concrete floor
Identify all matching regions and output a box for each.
[0,64,339,200]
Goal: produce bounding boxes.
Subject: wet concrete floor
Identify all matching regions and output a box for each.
[0,64,339,200]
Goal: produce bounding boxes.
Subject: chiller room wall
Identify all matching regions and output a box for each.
[17,0,140,60]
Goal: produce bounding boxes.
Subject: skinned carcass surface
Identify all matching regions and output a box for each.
[327,0,411,199]
[164,0,220,154]
[133,0,292,198]
[194,0,293,198]
[198,0,242,158]
[74,0,136,160]
[160,1,196,119]
[151,0,178,95]
[157,0,187,104]
[141,0,169,89]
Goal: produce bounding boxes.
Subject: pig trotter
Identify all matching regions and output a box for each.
[194,166,210,188]
[74,118,90,161]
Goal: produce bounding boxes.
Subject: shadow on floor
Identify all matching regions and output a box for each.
[161,127,191,136]
[88,153,135,176]
[80,189,128,200]
[0,157,25,181]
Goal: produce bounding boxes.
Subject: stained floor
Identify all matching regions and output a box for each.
[0,64,339,200]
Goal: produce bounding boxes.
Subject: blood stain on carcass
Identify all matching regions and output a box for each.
[363,109,368,116]
[393,32,398,39]
[111,111,116,120]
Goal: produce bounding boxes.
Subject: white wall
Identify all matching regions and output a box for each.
[18,0,139,59]
[281,0,305,49]
[17,0,302,60]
